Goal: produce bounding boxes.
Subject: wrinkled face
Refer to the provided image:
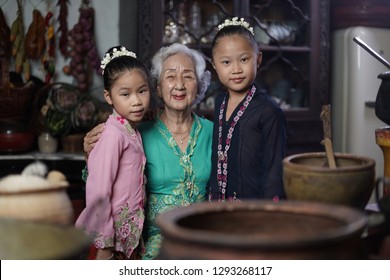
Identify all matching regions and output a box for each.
[157,53,198,112]
[104,69,150,126]
[212,34,262,95]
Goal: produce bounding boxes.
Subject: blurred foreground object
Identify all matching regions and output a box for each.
[0,162,73,225]
[0,217,90,260]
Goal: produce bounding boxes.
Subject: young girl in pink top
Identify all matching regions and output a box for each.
[76,46,151,260]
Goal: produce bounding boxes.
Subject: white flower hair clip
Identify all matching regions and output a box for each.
[100,46,137,74]
[218,17,254,35]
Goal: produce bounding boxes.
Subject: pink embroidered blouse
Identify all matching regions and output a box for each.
[75,114,146,258]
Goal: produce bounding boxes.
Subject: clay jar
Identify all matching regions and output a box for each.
[0,175,74,225]
[38,132,58,153]
[283,152,375,209]
[156,200,367,260]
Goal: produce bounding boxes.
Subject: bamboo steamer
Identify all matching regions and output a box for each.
[0,174,74,225]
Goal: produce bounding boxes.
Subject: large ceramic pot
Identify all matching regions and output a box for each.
[156,200,367,260]
[283,152,375,209]
[0,174,74,225]
[0,218,90,260]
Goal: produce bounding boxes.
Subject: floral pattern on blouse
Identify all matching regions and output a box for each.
[76,113,147,260]
[141,113,209,259]
[90,203,145,259]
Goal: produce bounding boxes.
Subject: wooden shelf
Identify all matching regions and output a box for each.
[137,0,330,155]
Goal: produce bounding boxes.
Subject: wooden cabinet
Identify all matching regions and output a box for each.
[137,0,330,155]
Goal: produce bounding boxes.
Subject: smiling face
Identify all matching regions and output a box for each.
[104,69,150,126]
[212,34,262,96]
[157,53,198,112]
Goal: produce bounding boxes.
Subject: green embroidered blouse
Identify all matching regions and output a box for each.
[139,113,213,259]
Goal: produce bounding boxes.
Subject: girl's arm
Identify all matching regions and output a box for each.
[81,123,105,182]
[261,105,287,199]
[82,129,122,249]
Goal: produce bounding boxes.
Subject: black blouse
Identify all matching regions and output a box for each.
[208,85,287,200]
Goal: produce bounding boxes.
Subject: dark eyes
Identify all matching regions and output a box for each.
[139,88,149,94]
[120,89,148,96]
[220,58,249,65]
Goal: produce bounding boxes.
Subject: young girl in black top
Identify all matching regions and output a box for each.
[208,17,287,202]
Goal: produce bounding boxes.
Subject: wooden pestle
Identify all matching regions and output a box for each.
[320,104,337,168]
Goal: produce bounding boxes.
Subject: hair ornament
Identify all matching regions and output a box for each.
[100,46,137,74]
[218,17,254,35]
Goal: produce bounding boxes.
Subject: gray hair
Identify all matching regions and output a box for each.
[151,43,211,104]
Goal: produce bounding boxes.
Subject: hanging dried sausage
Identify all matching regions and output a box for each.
[25,9,46,60]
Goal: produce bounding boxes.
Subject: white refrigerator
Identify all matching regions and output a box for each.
[331,26,390,197]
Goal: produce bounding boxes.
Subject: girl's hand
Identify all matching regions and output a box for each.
[96,248,113,260]
[83,123,105,154]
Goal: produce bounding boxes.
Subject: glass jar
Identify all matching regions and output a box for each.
[38,132,58,153]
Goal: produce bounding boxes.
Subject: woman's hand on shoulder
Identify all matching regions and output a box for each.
[83,123,105,154]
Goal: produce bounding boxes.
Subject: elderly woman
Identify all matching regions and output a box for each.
[83,43,213,259]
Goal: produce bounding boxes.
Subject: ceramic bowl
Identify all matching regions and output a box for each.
[283,152,376,209]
